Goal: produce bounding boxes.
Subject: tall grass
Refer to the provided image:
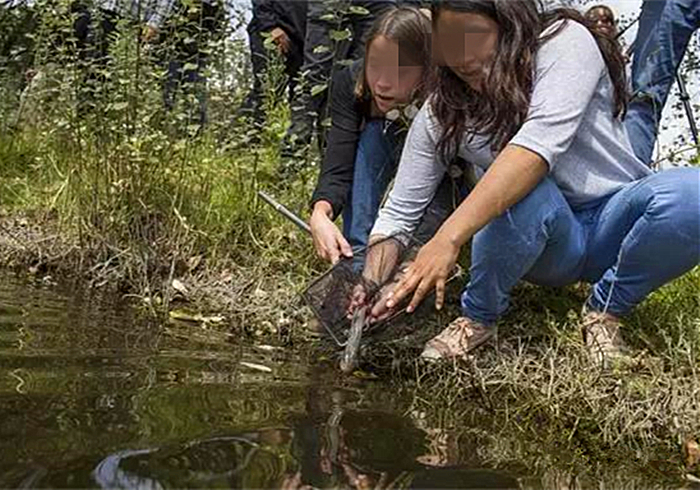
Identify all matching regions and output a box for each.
[1,2,700,485]
[0,0,324,300]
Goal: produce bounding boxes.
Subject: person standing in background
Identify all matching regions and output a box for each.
[146,0,227,127]
[73,0,167,62]
[237,0,308,131]
[279,0,398,167]
[624,0,700,166]
[585,3,618,38]
[71,0,154,111]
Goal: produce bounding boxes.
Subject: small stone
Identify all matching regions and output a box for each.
[171,278,188,296]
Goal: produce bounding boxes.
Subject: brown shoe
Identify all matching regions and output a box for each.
[581,310,628,368]
[421,317,495,361]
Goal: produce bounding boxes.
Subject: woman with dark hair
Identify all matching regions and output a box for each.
[363,0,699,365]
[584,4,617,38]
[309,6,433,263]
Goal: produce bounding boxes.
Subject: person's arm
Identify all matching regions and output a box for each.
[369,101,446,241]
[311,64,364,219]
[309,65,363,263]
[384,20,608,314]
[355,101,445,315]
[385,147,546,314]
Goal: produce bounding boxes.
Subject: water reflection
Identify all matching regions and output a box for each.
[80,411,519,490]
[84,431,519,490]
[0,274,519,489]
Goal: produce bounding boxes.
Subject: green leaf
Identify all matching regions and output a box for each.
[183,63,199,72]
[263,37,276,50]
[329,28,352,42]
[320,13,336,21]
[310,83,328,97]
[110,101,129,111]
[348,5,370,15]
[313,45,331,54]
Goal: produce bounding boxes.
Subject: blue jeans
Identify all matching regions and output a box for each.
[462,169,700,325]
[342,120,398,253]
[625,0,700,165]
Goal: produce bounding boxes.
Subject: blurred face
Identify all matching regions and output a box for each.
[365,35,424,114]
[434,9,499,91]
[586,7,616,37]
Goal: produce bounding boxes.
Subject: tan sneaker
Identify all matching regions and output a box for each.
[421,317,495,361]
[581,309,628,368]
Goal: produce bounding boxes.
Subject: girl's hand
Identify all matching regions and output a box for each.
[346,282,367,319]
[309,201,353,264]
[385,233,460,314]
[368,259,413,323]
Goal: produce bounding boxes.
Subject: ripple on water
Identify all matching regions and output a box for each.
[0,274,523,489]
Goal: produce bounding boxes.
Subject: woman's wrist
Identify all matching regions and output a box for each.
[435,226,467,250]
[312,200,334,219]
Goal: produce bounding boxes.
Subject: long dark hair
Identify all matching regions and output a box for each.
[585,4,618,36]
[431,0,628,164]
[355,7,433,104]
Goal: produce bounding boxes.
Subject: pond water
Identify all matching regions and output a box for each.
[0,274,524,489]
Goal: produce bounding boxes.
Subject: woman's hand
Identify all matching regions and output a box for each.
[368,258,413,323]
[384,232,461,314]
[309,201,353,264]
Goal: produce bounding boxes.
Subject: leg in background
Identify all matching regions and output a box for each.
[625,0,700,165]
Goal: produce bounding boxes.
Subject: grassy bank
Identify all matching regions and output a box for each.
[388,271,700,487]
[1,3,700,486]
[0,3,328,332]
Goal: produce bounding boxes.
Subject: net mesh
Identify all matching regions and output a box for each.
[302,233,422,346]
[302,173,467,347]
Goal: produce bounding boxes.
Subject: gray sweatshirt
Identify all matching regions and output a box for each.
[372,20,651,239]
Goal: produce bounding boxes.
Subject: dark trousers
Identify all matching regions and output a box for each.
[159,1,223,127]
[239,28,304,127]
[284,0,396,150]
[70,3,120,110]
[72,3,119,61]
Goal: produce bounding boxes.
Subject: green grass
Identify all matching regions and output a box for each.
[0,4,699,487]
[374,269,700,487]
[0,4,324,301]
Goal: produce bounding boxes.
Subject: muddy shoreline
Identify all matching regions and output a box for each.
[0,210,313,341]
[2,210,699,486]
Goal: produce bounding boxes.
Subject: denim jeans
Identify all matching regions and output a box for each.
[342,120,398,252]
[625,0,700,166]
[461,168,700,325]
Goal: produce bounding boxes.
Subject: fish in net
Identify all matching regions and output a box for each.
[303,172,470,372]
